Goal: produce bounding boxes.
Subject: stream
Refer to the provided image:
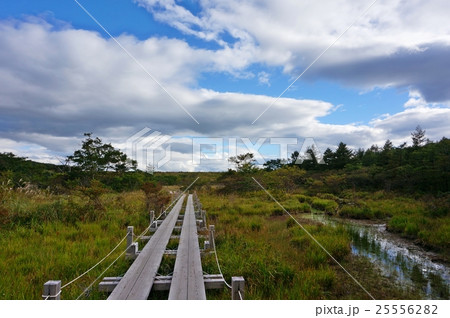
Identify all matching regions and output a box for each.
[299,213,450,300]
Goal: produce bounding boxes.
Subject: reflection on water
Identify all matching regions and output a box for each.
[300,213,450,300]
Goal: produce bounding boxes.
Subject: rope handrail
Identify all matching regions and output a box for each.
[76,246,129,299]
[211,234,232,289]
[75,177,200,299]
[61,233,128,289]
[42,289,61,300]
[76,190,189,299]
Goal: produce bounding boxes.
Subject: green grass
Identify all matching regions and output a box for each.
[337,193,450,256]
[0,189,148,299]
[199,192,414,299]
[0,221,134,299]
[311,198,338,213]
[293,189,450,256]
[0,183,443,299]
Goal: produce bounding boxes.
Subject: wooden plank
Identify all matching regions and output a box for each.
[99,281,119,293]
[108,195,186,300]
[168,194,206,300]
[153,275,224,291]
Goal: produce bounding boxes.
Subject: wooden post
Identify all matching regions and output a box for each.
[231,277,245,300]
[150,210,155,228]
[126,226,138,259]
[202,210,207,229]
[209,225,215,250]
[127,226,134,251]
[43,280,61,300]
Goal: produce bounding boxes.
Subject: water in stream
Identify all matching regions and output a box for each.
[299,213,450,300]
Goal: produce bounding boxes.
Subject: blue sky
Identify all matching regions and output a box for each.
[0,0,449,171]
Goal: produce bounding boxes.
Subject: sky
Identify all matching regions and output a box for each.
[0,0,449,171]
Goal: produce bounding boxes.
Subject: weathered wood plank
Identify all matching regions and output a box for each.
[108,194,186,300]
[153,275,224,291]
[168,194,206,300]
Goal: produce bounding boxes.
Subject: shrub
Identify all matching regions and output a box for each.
[388,216,408,233]
[286,218,296,228]
[316,193,339,201]
[405,222,419,237]
[250,220,262,232]
[339,205,372,219]
[296,194,313,204]
[298,202,311,213]
[271,207,284,216]
[305,247,327,267]
[282,199,311,213]
[311,198,338,213]
[290,236,310,249]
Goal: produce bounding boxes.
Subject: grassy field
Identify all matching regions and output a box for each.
[197,191,420,300]
[0,182,440,300]
[0,188,147,299]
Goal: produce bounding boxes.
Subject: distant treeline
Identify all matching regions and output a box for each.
[1,127,449,194]
[262,137,450,193]
[223,128,450,195]
[0,152,180,192]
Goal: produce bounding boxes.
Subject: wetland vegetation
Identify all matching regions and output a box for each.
[0,129,449,299]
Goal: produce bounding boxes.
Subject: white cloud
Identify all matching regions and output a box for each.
[257,71,270,86]
[404,91,428,108]
[136,0,450,102]
[1,12,450,171]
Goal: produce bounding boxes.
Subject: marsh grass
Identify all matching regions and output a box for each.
[0,190,149,299]
[291,189,449,256]
[199,192,414,299]
[0,185,442,299]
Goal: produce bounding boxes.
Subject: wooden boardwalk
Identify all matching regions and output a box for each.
[168,194,206,300]
[43,191,245,300]
[108,194,186,300]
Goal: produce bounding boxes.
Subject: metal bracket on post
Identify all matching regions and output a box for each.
[231,277,245,300]
[43,280,61,300]
[209,225,215,250]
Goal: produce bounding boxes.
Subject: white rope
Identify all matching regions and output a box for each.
[76,246,129,300]
[42,289,61,300]
[212,234,232,289]
[238,289,243,300]
[61,233,128,289]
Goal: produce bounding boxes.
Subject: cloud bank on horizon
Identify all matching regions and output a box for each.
[0,0,449,171]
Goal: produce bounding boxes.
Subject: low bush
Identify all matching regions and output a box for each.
[311,198,338,213]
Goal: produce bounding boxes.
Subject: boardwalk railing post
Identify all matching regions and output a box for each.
[209,225,215,250]
[127,226,133,250]
[231,277,245,300]
[43,280,61,300]
[202,210,207,229]
[126,226,138,259]
[150,210,155,228]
